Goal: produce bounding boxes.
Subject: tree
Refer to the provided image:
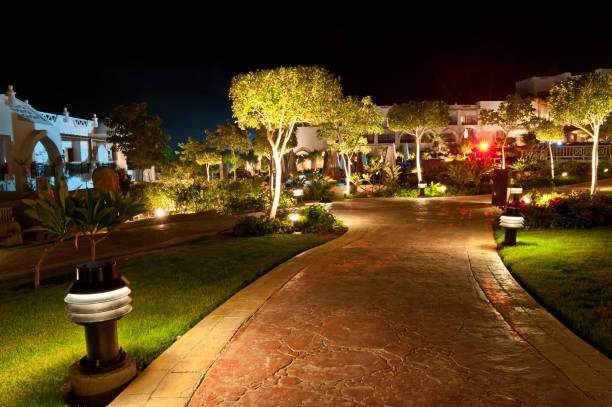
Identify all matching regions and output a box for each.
[533,119,565,179]
[318,96,384,194]
[178,137,222,181]
[479,94,535,169]
[104,102,171,180]
[387,101,448,182]
[230,66,342,218]
[549,73,612,194]
[204,120,252,179]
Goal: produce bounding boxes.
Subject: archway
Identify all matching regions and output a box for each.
[28,134,62,188]
[97,144,110,162]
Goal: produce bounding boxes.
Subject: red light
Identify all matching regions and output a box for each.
[479,142,489,151]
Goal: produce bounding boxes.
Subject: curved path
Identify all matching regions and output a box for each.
[184,197,608,406]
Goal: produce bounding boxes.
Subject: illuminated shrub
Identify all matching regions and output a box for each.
[503,191,611,229]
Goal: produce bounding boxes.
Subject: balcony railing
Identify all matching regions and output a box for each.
[66,162,92,176]
[31,163,54,177]
[552,145,612,160]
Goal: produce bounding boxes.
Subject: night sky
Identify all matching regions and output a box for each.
[3,9,611,149]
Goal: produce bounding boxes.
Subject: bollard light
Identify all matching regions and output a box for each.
[292,188,303,197]
[499,207,524,246]
[418,182,427,197]
[319,197,332,209]
[562,172,568,177]
[65,262,137,406]
[507,187,523,203]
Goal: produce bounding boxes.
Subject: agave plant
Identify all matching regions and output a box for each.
[22,179,76,288]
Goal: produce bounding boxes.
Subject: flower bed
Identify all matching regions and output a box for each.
[503,190,612,229]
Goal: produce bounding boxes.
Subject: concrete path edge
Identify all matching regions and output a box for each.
[467,228,612,404]
[109,228,367,407]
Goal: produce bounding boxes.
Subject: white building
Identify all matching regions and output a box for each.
[0,86,127,197]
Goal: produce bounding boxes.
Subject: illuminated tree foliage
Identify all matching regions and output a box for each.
[104,102,171,180]
[533,119,565,179]
[204,120,252,180]
[178,137,222,181]
[549,72,612,194]
[318,96,384,194]
[479,94,535,169]
[230,66,342,218]
[387,101,448,182]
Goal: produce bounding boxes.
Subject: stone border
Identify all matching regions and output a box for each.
[109,228,365,407]
[467,229,612,405]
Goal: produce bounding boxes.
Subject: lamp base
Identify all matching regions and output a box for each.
[67,353,137,407]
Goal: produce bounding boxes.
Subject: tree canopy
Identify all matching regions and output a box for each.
[104,102,171,175]
[229,66,343,217]
[387,101,448,181]
[318,96,383,193]
[549,72,612,193]
[479,94,535,168]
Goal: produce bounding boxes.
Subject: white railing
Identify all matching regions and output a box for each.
[40,112,58,122]
[552,145,612,160]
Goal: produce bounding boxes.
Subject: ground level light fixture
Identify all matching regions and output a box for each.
[499,207,524,246]
[418,182,427,197]
[289,213,300,222]
[507,187,523,203]
[155,208,165,217]
[562,172,568,177]
[64,262,137,406]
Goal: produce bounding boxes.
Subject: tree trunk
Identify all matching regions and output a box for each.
[416,135,422,182]
[548,140,555,179]
[344,154,351,195]
[232,151,237,180]
[501,141,506,170]
[206,164,210,181]
[91,238,96,263]
[591,127,599,195]
[270,151,282,219]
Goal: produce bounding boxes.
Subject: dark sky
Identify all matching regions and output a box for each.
[3,9,611,148]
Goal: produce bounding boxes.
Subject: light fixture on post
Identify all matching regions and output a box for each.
[65,262,137,407]
[418,182,427,197]
[499,206,524,246]
[507,186,523,203]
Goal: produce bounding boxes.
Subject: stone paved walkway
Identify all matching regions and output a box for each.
[188,197,606,406]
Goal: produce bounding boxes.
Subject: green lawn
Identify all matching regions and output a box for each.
[496,227,612,357]
[0,233,324,407]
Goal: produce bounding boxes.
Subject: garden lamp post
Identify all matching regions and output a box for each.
[499,206,524,246]
[65,262,137,406]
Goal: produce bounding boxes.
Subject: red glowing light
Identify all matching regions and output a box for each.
[479,142,489,151]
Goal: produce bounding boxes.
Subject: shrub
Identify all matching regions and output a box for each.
[503,191,612,229]
[512,152,550,171]
[298,204,343,233]
[233,215,293,236]
[557,161,590,176]
[304,173,336,201]
[392,188,420,198]
[425,182,447,197]
[133,178,278,216]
